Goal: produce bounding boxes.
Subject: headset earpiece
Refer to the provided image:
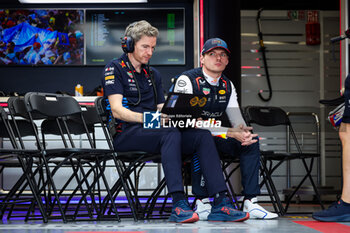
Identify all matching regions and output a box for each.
[121,36,134,53]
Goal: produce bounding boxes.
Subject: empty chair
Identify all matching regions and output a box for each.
[244,106,324,214]
[23,92,120,221]
[0,105,48,222]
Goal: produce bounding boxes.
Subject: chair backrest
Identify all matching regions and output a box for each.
[25,92,81,118]
[24,92,95,150]
[40,105,99,149]
[7,96,39,149]
[0,106,18,149]
[244,106,290,127]
[95,97,109,123]
[244,106,302,153]
[94,96,114,150]
[8,96,30,119]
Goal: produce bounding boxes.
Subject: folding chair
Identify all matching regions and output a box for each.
[94,96,163,220]
[0,105,48,222]
[2,97,46,220]
[244,106,324,214]
[24,92,120,222]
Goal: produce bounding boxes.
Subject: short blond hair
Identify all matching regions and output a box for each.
[124,20,159,43]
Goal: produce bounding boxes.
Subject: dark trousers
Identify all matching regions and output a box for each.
[113,124,227,196]
[192,137,261,198]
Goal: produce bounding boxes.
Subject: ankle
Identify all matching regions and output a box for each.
[341,196,350,204]
[213,191,227,206]
[341,198,350,205]
[243,195,256,202]
[171,191,186,204]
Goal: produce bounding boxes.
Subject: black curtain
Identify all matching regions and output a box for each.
[202,0,241,102]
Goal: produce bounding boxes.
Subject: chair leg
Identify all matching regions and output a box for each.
[95,157,120,221]
[302,158,324,210]
[144,177,167,219]
[284,158,324,213]
[222,162,241,209]
[159,194,171,216]
[41,152,67,223]
[260,157,285,216]
[113,157,139,221]
[19,156,49,222]
[71,159,97,220]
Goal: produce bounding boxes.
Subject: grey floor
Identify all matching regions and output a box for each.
[1,204,350,233]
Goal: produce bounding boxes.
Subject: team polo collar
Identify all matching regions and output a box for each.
[202,69,221,86]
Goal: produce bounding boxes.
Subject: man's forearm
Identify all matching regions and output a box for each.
[111,106,143,123]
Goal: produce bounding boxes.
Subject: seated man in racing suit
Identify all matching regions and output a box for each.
[173,38,278,220]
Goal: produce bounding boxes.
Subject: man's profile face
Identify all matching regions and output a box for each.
[132,35,157,65]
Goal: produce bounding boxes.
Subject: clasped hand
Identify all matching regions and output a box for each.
[160,113,170,126]
[226,124,258,146]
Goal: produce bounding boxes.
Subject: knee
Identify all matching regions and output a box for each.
[339,123,350,144]
[339,130,350,145]
[162,128,181,143]
[197,129,213,139]
[249,139,260,151]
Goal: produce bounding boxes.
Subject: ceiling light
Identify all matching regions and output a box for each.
[19,0,147,3]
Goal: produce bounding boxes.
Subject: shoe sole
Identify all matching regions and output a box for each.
[249,216,278,219]
[169,213,199,223]
[208,213,250,222]
[249,213,279,219]
[312,214,350,222]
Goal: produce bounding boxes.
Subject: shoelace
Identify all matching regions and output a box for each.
[176,200,190,210]
[221,198,237,210]
[328,201,341,210]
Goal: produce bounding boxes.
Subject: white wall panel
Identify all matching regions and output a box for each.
[241,10,340,196]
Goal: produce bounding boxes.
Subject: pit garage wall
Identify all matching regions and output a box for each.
[241,10,341,193]
[1,10,342,198]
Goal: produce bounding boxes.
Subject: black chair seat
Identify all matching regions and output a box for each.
[261,151,319,160]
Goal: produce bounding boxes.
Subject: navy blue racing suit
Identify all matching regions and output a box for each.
[174,67,260,198]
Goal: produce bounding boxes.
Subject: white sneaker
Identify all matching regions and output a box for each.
[194,198,212,220]
[243,197,278,219]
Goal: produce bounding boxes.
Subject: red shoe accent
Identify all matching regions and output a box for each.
[232,212,250,222]
[208,213,250,222]
[221,206,231,215]
[179,213,199,223]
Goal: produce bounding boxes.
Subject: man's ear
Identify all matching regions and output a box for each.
[200,54,204,65]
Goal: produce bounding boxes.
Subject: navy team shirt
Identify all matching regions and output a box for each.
[102,53,165,119]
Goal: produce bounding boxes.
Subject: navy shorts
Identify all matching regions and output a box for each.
[343,75,350,123]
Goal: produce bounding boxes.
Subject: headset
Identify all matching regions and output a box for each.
[121,22,137,53]
[124,61,158,108]
[121,36,134,53]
